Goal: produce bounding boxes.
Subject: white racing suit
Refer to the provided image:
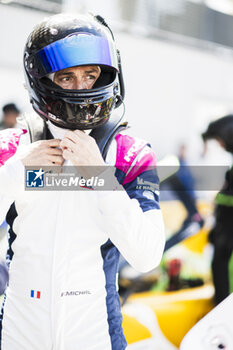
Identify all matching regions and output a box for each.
[0,124,165,350]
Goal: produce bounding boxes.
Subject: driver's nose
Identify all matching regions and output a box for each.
[72,76,89,90]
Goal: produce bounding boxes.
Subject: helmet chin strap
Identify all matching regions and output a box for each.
[90,109,128,160]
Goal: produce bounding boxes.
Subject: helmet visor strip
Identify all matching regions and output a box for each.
[27,33,119,78]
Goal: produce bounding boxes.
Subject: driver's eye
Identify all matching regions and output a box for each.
[86,75,96,80]
[60,76,71,82]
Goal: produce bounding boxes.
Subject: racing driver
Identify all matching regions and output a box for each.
[0,13,165,350]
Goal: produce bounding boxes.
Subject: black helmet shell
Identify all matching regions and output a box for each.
[24,13,123,130]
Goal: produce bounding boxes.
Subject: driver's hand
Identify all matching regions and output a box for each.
[18,139,64,166]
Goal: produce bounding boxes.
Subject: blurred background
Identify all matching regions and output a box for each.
[1,2,233,348]
[1,0,233,160]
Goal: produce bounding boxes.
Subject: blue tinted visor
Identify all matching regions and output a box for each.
[27,33,118,78]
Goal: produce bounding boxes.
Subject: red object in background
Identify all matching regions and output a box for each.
[167,258,182,291]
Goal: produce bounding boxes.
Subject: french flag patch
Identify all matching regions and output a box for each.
[31,290,41,299]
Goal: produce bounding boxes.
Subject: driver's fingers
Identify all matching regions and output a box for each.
[46,147,63,156]
[48,155,64,166]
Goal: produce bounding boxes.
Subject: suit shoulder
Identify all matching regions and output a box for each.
[0,128,27,166]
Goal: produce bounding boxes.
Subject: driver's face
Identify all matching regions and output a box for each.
[54,65,101,90]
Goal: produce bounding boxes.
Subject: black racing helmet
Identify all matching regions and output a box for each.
[24,13,125,130]
[202,115,233,154]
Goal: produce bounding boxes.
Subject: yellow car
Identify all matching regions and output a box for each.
[121,200,215,349]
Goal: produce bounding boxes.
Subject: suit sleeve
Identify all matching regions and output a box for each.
[0,128,28,224]
[96,148,165,273]
[0,156,25,225]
